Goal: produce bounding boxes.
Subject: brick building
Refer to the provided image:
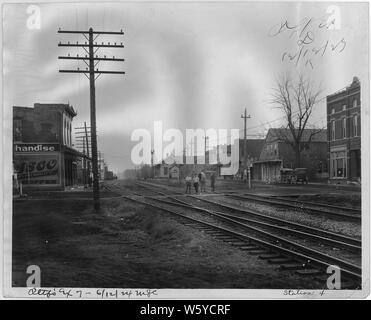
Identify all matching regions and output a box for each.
[327,77,361,184]
[13,103,86,190]
[253,128,328,182]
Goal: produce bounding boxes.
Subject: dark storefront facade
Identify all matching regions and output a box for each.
[327,77,361,184]
[13,103,85,191]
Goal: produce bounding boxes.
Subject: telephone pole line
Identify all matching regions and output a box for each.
[241,108,251,168]
[58,27,124,210]
[241,108,251,188]
[204,135,209,164]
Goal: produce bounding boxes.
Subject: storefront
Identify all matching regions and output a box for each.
[252,160,283,183]
[13,143,83,190]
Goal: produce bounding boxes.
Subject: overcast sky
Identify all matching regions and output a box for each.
[4,2,368,172]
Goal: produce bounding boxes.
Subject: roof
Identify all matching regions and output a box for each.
[34,103,77,117]
[327,77,360,100]
[265,128,327,143]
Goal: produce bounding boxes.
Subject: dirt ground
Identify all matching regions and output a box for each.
[12,196,327,289]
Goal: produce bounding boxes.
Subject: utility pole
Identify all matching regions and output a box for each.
[151,149,154,179]
[74,123,92,186]
[58,27,125,210]
[204,135,209,165]
[84,121,91,186]
[241,108,251,188]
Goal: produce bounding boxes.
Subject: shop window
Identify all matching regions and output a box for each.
[330,150,347,178]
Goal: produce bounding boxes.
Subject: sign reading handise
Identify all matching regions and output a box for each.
[14,143,60,153]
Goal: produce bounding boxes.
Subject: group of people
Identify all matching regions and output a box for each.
[185,171,216,194]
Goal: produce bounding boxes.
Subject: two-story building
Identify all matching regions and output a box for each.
[253,128,328,183]
[13,103,86,191]
[327,77,361,184]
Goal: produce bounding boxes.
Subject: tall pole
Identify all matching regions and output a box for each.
[204,135,209,165]
[58,27,124,210]
[151,149,154,178]
[88,28,100,209]
[84,121,91,186]
[241,108,251,168]
[82,138,86,185]
[241,108,251,187]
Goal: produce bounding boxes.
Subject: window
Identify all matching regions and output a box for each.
[342,105,346,111]
[330,150,347,178]
[331,120,335,140]
[342,118,346,138]
[14,118,22,142]
[331,108,335,114]
[68,121,71,146]
[64,119,67,144]
[353,99,358,108]
[353,115,358,137]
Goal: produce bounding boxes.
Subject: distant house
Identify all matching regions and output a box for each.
[327,77,361,184]
[169,165,180,179]
[154,162,170,178]
[253,128,328,182]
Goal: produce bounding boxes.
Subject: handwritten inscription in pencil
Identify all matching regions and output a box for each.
[269,16,346,68]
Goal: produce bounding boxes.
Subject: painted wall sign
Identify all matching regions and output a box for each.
[14,154,60,184]
[14,143,60,153]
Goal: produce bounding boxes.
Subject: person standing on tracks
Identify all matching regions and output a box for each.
[193,173,200,194]
[200,171,206,192]
[185,175,192,194]
[210,172,216,192]
[243,168,248,184]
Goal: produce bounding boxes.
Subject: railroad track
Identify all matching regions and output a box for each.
[134,181,362,251]
[104,181,362,287]
[227,193,361,222]
[134,180,361,222]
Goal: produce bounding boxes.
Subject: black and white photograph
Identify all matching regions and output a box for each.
[1,0,370,300]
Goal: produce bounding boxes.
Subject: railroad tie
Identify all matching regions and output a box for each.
[258,254,283,260]
[295,269,323,276]
[239,245,260,251]
[246,250,268,255]
[229,241,251,246]
[267,258,294,264]
[279,263,307,271]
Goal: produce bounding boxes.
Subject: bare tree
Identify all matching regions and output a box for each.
[270,74,323,167]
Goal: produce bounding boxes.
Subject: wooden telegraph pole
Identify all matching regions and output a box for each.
[241,108,251,188]
[58,27,125,210]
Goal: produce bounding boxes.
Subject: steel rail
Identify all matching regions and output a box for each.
[134,181,361,247]
[146,195,361,253]
[228,193,361,222]
[121,194,362,283]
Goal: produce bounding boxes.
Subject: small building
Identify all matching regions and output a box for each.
[154,162,170,178]
[13,103,85,191]
[169,165,180,179]
[327,77,361,184]
[253,128,328,183]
